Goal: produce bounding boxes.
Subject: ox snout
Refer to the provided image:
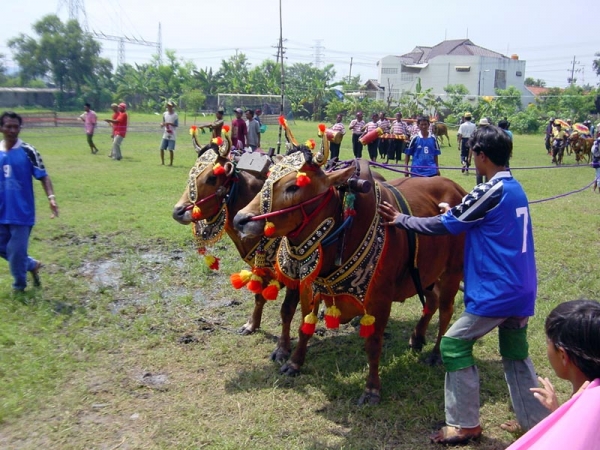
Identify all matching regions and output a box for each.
[172,204,192,225]
[233,211,265,237]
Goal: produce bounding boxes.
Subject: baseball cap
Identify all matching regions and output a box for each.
[118,102,127,110]
[217,106,225,114]
[234,108,243,114]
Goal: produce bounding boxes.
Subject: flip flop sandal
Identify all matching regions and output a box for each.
[500,420,522,434]
[430,425,482,445]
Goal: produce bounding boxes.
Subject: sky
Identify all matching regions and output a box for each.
[1,0,598,90]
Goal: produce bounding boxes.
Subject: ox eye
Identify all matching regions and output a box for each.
[285,184,300,195]
[206,175,217,186]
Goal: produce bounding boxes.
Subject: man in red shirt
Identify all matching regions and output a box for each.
[105,103,128,161]
[231,108,247,150]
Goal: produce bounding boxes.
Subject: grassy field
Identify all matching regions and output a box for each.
[0,113,598,449]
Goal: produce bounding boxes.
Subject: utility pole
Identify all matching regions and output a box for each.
[568,55,580,86]
[313,39,324,68]
[348,57,353,83]
[57,0,88,29]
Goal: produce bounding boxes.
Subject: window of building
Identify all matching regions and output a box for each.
[381,67,398,75]
[401,71,414,81]
[494,69,507,89]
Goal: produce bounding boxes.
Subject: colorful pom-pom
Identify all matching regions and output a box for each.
[305,139,316,150]
[262,280,281,300]
[324,305,341,329]
[318,123,326,134]
[296,172,311,187]
[300,312,318,335]
[230,269,252,289]
[189,125,198,136]
[359,314,376,338]
[212,136,223,146]
[213,163,225,175]
[204,254,220,271]
[278,115,286,127]
[247,273,263,294]
[264,221,276,237]
[222,124,230,133]
[191,205,202,220]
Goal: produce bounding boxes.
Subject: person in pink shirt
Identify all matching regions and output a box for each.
[231,108,247,150]
[79,103,99,154]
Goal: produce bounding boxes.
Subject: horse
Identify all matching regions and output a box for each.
[432,122,451,147]
[233,147,466,404]
[172,133,299,363]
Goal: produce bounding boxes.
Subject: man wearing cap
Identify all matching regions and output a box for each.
[457,113,476,174]
[105,103,128,161]
[231,108,247,150]
[159,101,178,166]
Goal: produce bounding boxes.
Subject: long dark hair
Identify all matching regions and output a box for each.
[546,300,600,380]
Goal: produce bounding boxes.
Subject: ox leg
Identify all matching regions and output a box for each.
[271,288,300,364]
[409,286,438,352]
[446,134,451,147]
[280,295,318,376]
[239,293,266,335]
[424,272,462,366]
[358,301,393,406]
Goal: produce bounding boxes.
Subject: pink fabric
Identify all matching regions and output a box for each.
[507,378,600,450]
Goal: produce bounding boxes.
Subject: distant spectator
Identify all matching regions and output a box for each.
[255,108,262,126]
[231,108,247,150]
[498,119,513,140]
[105,103,128,161]
[388,111,409,164]
[329,113,346,160]
[377,111,391,160]
[210,107,225,138]
[108,103,119,158]
[245,109,260,151]
[348,111,365,158]
[404,116,441,177]
[79,103,99,154]
[457,112,476,174]
[160,100,178,166]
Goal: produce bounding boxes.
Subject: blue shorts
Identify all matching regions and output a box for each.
[160,139,176,151]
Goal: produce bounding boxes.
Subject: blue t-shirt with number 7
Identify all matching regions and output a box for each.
[441,171,537,317]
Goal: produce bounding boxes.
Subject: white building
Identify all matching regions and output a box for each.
[377,39,529,105]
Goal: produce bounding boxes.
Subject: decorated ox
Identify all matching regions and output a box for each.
[433,122,451,147]
[233,144,466,404]
[172,130,299,363]
[570,133,593,164]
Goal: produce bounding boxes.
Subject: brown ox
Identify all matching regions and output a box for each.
[569,133,593,164]
[433,122,452,147]
[172,137,299,363]
[233,149,465,404]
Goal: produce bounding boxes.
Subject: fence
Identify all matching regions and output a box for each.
[20,112,81,128]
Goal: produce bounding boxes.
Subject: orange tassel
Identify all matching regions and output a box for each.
[191,205,202,220]
[296,172,311,187]
[278,115,286,127]
[318,123,326,134]
[222,124,230,133]
[300,312,318,335]
[204,254,220,271]
[247,273,263,293]
[304,139,316,150]
[230,269,252,289]
[359,314,376,338]
[189,125,198,136]
[264,221,276,237]
[262,280,281,300]
[324,305,341,329]
[213,163,225,175]
[212,136,223,146]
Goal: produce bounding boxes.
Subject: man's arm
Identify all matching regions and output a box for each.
[404,154,411,177]
[378,201,449,235]
[39,175,59,219]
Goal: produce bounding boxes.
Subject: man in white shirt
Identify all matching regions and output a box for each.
[160,101,179,166]
[457,112,477,174]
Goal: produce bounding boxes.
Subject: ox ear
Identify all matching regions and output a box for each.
[326,165,356,187]
[224,161,235,177]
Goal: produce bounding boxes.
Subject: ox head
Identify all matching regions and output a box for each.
[172,132,234,224]
[233,146,355,239]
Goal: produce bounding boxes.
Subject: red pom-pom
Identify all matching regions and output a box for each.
[278,115,286,127]
[230,270,252,289]
[212,137,223,146]
[247,273,263,294]
[264,221,276,237]
[318,123,326,133]
[213,163,225,175]
[359,314,376,338]
[301,322,316,335]
[262,280,280,300]
[205,255,220,271]
[296,172,311,187]
[223,124,230,133]
[191,206,202,220]
[324,305,341,329]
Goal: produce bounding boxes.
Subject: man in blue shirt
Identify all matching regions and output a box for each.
[379,125,548,445]
[404,115,441,177]
[1,111,59,292]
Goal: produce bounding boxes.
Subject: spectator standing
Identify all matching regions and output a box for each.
[105,103,128,161]
[379,125,549,445]
[545,118,555,155]
[254,108,262,126]
[245,109,260,151]
[160,100,178,166]
[349,112,365,158]
[0,111,59,292]
[79,103,99,154]
[363,113,380,162]
[388,111,409,164]
[591,137,600,192]
[377,111,391,160]
[107,103,119,158]
[209,107,225,138]
[457,112,476,174]
[231,108,247,150]
[404,116,441,177]
[329,114,346,160]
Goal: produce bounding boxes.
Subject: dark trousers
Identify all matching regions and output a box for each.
[378,139,389,158]
[352,134,363,158]
[330,142,341,159]
[387,139,406,163]
[367,139,379,161]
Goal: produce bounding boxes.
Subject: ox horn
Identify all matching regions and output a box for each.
[314,128,330,166]
[279,115,298,147]
[218,133,232,158]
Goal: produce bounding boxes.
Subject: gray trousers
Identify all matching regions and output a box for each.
[443,312,549,429]
[112,135,124,160]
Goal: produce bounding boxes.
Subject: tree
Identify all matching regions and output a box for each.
[286,63,339,120]
[593,52,600,78]
[217,53,251,93]
[524,77,546,87]
[8,15,112,97]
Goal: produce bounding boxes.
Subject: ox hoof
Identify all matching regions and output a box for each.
[270,347,291,364]
[409,333,426,352]
[357,389,381,406]
[238,323,257,335]
[280,362,300,377]
[423,352,443,366]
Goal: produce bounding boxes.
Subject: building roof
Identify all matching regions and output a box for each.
[398,39,507,64]
[363,79,384,91]
[525,86,550,96]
